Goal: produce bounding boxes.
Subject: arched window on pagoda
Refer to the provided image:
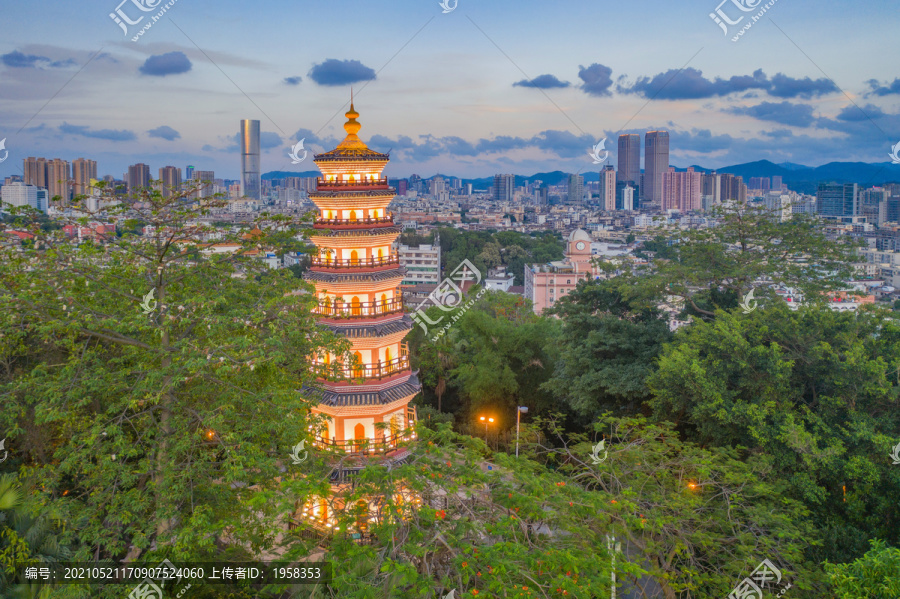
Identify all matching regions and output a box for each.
[349,210,357,222]
[351,296,361,316]
[350,250,359,266]
[352,351,364,378]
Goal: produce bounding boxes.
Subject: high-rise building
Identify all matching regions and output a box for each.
[1,181,43,213]
[884,196,900,224]
[47,159,71,204]
[771,175,783,192]
[72,158,97,197]
[186,165,195,181]
[127,163,150,193]
[661,167,702,212]
[816,183,858,218]
[621,185,635,211]
[617,134,641,187]
[399,235,441,286]
[240,119,261,200]
[765,192,792,222]
[193,170,216,198]
[492,174,515,202]
[158,166,182,199]
[567,174,584,204]
[616,181,640,210]
[429,176,446,196]
[297,102,419,529]
[644,131,669,203]
[718,173,747,203]
[23,157,48,189]
[599,165,616,211]
[749,177,771,193]
[701,171,722,208]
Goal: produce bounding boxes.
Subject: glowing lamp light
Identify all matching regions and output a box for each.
[206,430,215,440]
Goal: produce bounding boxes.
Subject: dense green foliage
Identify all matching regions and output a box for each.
[824,540,900,598]
[306,418,820,598]
[1,194,897,597]
[410,291,560,429]
[0,187,343,597]
[543,279,672,420]
[648,305,900,563]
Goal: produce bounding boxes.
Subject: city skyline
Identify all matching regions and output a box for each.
[1,0,900,181]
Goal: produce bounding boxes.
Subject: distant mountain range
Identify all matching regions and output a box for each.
[263,160,900,195]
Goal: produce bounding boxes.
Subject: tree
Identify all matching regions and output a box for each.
[824,540,900,598]
[648,304,900,563]
[620,203,858,318]
[543,278,672,419]
[545,415,822,598]
[295,417,821,598]
[0,186,342,574]
[0,474,82,598]
[409,291,560,429]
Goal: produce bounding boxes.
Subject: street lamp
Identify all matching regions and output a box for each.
[516,406,528,457]
[479,416,495,441]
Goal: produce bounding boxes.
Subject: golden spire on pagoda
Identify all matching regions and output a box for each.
[336,90,367,150]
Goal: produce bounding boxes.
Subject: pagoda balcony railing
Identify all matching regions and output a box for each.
[311,255,400,269]
[313,354,410,382]
[314,298,404,319]
[312,407,417,455]
[316,178,389,188]
[314,215,395,228]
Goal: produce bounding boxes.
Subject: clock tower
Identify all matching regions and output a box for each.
[567,228,592,266]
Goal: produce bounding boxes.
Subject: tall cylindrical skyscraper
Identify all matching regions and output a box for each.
[240,119,261,200]
[644,131,669,203]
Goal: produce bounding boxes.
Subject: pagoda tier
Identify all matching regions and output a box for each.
[302,101,420,455]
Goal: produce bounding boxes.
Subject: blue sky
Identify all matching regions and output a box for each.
[1,0,898,180]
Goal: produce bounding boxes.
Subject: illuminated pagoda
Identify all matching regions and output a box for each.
[295,100,420,532]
